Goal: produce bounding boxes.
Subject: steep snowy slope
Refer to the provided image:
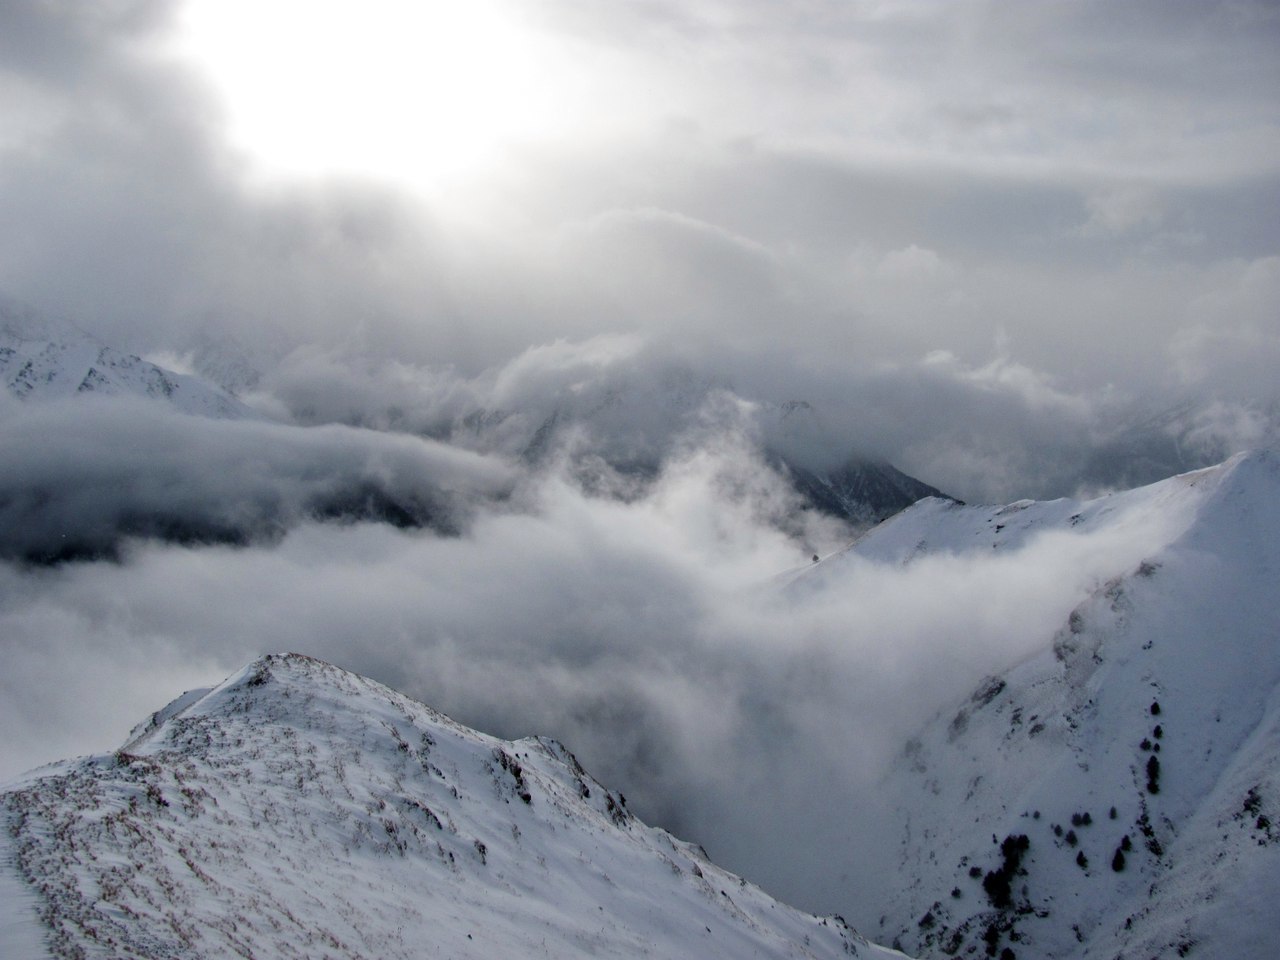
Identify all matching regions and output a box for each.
[868,451,1280,959]
[1,654,904,960]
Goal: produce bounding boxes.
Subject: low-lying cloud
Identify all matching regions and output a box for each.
[253,332,1276,505]
[0,418,1194,925]
[0,395,515,561]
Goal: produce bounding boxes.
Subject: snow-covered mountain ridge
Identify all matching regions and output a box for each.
[864,450,1280,959]
[2,653,904,960]
[828,454,1229,569]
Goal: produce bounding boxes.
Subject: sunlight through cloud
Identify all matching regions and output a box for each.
[174,0,582,190]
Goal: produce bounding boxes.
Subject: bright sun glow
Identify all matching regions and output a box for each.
[174,0,580,191]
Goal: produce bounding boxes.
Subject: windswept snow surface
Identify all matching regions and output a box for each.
[2,654,904,960]
[0,825,51,960]
[869,450,1280,959]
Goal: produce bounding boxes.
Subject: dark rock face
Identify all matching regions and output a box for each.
[774,453,949,527]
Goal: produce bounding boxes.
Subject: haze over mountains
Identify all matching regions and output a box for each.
[5,0,1277,508]
[0,302,944,563]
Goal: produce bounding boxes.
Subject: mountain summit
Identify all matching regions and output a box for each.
[2,653,903,959]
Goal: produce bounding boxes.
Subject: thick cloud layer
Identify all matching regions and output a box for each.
[0,2,1276,501]
[0,395,515,561]
[254,333,1272,504]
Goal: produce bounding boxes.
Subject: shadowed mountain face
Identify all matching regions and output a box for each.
[1,653,901,960]
[774,455,949,527]
[0,400,515,564]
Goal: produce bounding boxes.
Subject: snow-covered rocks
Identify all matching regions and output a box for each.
[2,653,902,959]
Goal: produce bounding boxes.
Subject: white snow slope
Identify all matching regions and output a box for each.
[1,653,904,960]
[861,450,1280,959]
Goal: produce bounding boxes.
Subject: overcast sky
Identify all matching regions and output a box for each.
[2,0,1279,929]
[1,0,1278,498]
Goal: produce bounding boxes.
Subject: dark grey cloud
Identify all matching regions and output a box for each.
[0,395,514,562]
[0,0,170,83]
[523,0,1280,172]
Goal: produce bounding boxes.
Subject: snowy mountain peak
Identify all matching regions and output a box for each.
[3,653,904,959]
[0,301,258,419]
[871,449,1280,959]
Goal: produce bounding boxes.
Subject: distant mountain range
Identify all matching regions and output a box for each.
[0,653,902,960]
[445,389,951,534]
